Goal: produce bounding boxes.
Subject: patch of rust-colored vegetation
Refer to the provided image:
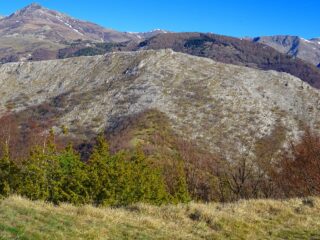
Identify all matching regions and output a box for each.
[254,123,287,161]
[107,109,175,150]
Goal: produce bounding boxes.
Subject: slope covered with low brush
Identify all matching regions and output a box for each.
[0,50,319,161]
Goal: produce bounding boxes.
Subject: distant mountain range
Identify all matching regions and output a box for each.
[0,3,166,62]
[131,29,169,40]
[0,4,319,90]
[252,36,320,67]
[133,33,320,89]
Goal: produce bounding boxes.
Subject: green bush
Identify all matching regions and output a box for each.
[87,136,169,206]
[0,133,177,206]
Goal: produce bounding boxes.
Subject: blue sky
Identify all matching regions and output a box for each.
[0,0,318,38]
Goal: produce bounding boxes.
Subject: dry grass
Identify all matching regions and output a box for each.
[0,196,319,239]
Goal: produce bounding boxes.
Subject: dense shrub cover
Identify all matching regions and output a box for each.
[0,131,189,206]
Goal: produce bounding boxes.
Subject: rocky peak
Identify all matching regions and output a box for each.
[0,3,141,43]
[11,3,45,17]
[252,35,320,67]
[23,2,43,10]
[253,35,300,49]
[127,29,170,40]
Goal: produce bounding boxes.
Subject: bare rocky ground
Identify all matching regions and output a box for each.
[0,49,319,160]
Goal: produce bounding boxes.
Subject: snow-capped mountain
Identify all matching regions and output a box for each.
[0,3,141,43]
[130,29,169,39]
[252,35,320,67]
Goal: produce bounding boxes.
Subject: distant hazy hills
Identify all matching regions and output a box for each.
[252,36,320,67]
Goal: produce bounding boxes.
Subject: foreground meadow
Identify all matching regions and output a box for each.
[0,196,319,240]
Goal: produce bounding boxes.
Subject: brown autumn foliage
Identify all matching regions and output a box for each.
[173,139,222,201]
[0,113,67,162]
[276,129,320,197]
[0,114,24,161]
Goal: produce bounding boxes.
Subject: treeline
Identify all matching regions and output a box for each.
[0,111,319,205]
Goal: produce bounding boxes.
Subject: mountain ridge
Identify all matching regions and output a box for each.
[0,50,319,160]
[133,32,320,89]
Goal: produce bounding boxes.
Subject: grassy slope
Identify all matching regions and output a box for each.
[0,196,320,240]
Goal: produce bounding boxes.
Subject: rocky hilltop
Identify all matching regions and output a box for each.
[0,50,319,159]
[252,35,320,67]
